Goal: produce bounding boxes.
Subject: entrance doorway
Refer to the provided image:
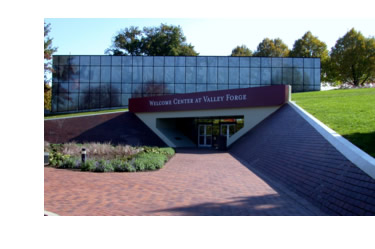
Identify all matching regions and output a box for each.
[198,124,212,147]
[221,124,236,140]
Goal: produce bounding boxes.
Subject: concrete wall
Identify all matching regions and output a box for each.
[136,106,281,147]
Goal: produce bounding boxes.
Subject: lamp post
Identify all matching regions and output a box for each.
[81,148,86,163]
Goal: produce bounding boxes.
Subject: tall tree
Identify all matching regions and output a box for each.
[330,28,375,86]
[106,24,198,56]
[253,38,290,57]
[231,45,252,56]
[290,31,328,58]
[44,22,57,111]
[290,31,330,81]
[44,22,58,84]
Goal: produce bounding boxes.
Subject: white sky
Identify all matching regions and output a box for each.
[45,18,375,56]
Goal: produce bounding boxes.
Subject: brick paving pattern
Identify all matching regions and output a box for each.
[44,149,325,216]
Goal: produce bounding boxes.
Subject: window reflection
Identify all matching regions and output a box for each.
[51,55,321,112]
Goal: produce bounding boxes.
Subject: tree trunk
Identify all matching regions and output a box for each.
[352,65,359,86]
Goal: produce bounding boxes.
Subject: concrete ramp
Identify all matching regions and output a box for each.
[229,103,375,215]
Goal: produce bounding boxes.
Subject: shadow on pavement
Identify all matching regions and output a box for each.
[150,194,316,216]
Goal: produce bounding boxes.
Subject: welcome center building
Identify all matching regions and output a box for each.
[46,55,375,215]
[51,55,320,148]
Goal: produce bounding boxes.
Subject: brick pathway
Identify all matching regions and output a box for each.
[44,149,326,216]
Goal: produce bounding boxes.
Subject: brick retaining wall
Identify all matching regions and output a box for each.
[44,112,166,147]
[229,103,375,215]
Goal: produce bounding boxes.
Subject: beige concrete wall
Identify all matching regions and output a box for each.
[136,106,281,147]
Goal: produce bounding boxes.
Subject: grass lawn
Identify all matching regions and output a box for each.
[292,88,375,158]
[44,108,128,120]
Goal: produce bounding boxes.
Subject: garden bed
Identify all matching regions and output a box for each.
[44,142,175,172]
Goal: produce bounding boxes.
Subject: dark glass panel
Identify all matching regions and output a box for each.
[186,67,196,83]
[240,68,249,84]
[111,94,121,107]
[218,67,228,84]
[229,68,239,84]
[261,57,271,67]
[122,66,132,83]
[175,67,185,83]
[260,68,271,85]
[79,83,90,93]
[165,57,175,66]
[143,57,153,66]
[111,67,121,82]
[122,56,132,66]
[282,68,293,85]
[207,57,218,67]
[207,67,217,84]
[80,56,90,65]
[90,83,100,93]
[112,56,122,66]
[101,56,111,65]
[165,67,174,83]
[240,57,249,67]
[186,57,196,66]
[229,57,239,67]
[154,56,164,66]
[90,66,100,82]
[197,57,208,67]
[271,68,282,85]
[79,66,90,82]
[100,67,111,83]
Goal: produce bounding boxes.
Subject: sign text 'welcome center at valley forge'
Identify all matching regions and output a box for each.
[149,93,247,107]
[128,85,289,113]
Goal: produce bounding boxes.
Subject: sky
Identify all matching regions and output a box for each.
[45,18,375,56]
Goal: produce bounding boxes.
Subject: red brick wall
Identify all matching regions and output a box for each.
[44,112,166,147]
[230,104,375,215]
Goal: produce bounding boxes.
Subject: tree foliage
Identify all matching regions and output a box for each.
[44,22,57,84]
[231,45,252,56]
[290,31,330,82]
[253,38,290,57]
[290,31,328,59]
[106,24,198,56]
[44,22,57,111]
[329,28,375,85]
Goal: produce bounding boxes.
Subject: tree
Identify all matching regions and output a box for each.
[290,31,328,58]
[231,45,252,56]
[44,22,57,111]
[330,28,375,86]
[290,31,330,81]
[253,38,290,57]
[106,23,198,56]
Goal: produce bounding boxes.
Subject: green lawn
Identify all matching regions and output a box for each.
[44,108,128,120]
[292,88,375,158]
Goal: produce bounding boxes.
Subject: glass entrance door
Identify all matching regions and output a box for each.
[221,124,235,140]
[198,124,212,147]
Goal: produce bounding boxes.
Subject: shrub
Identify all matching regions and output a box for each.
[112,159,125,172]
[94,159,114,172]
[81,159,96,171]
[63,156,78,169]
[158,147,175,157]
[49,152,70,168]
[45,142,174,173]
[134,152,167,171]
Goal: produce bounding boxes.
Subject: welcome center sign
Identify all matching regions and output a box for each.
[129,85,289,113]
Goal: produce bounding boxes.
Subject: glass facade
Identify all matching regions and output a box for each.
[52,55,321,113]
